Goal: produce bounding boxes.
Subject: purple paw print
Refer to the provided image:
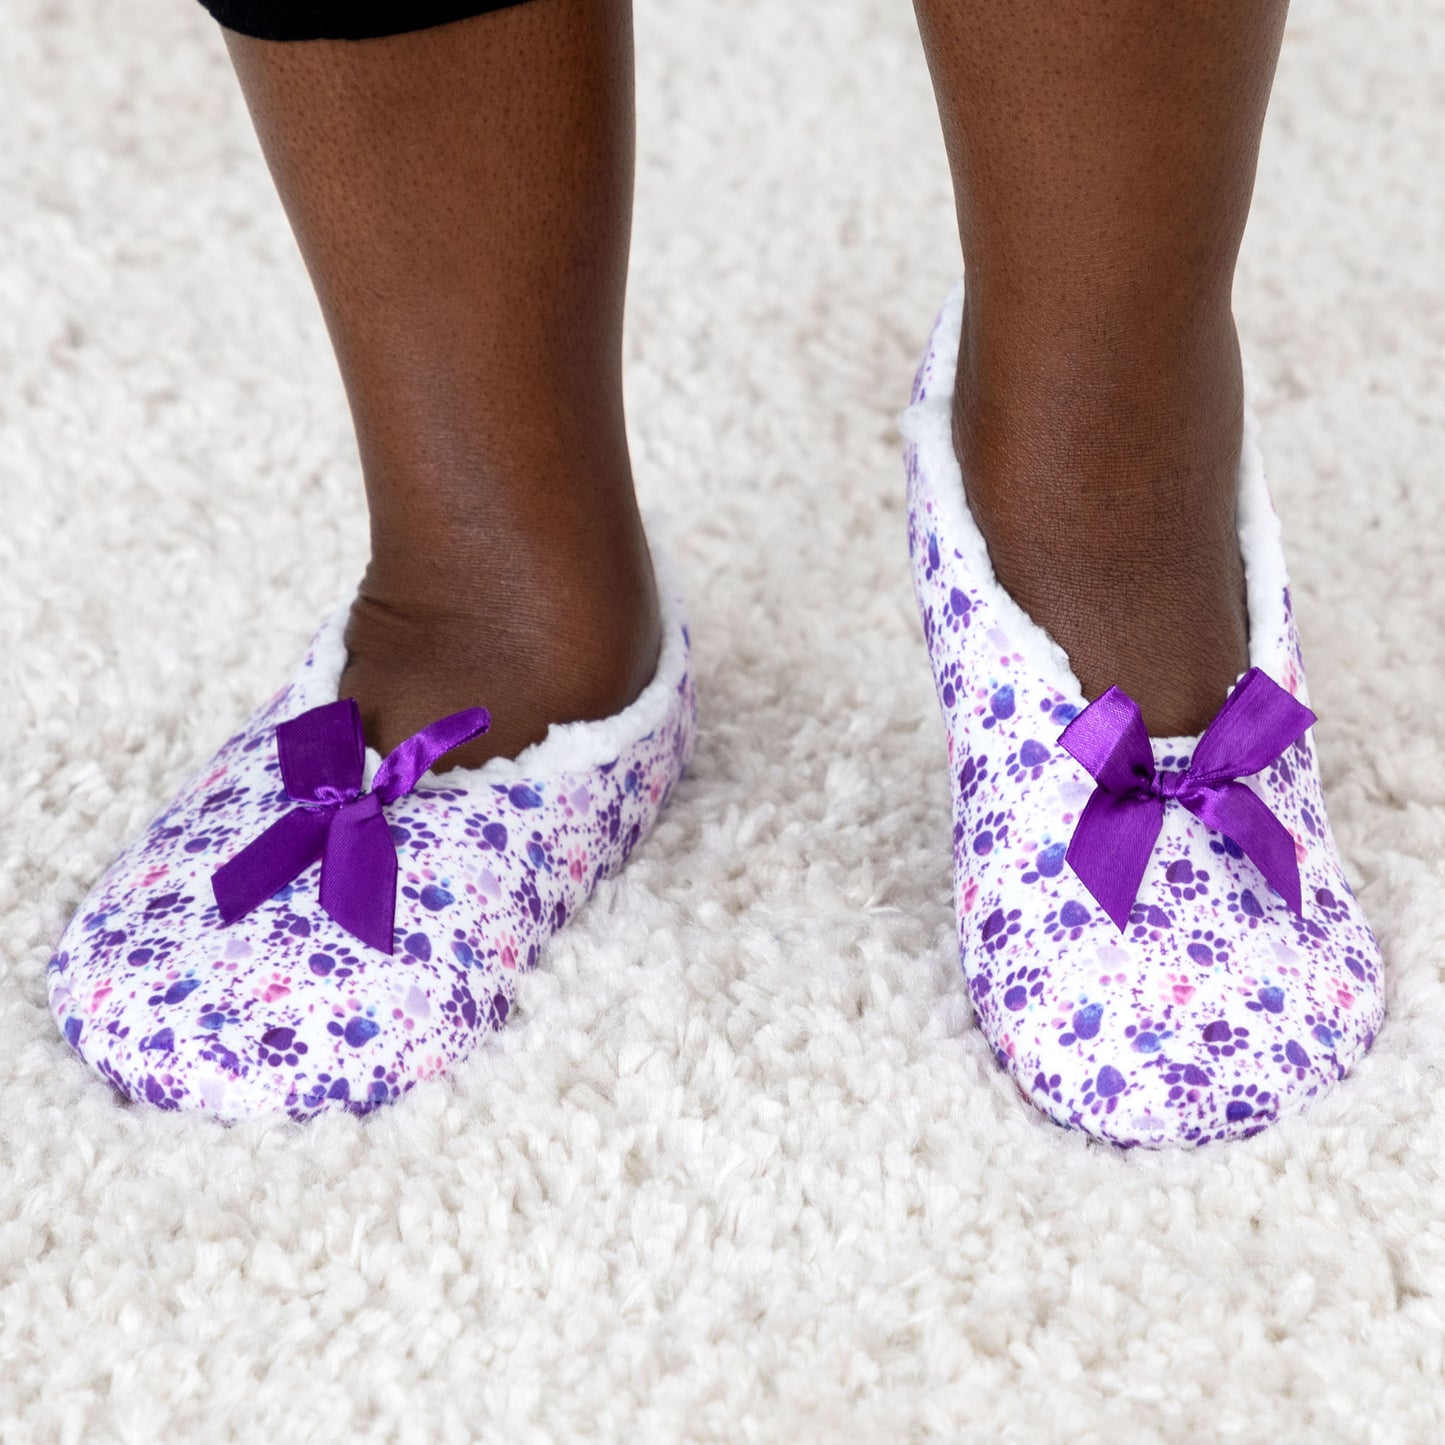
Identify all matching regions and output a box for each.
[1340,944,1375,984]
[1128,901,1176,935]
[938,660,965,710]
[1058,1001,1103,1047]
[1020,839,1068,886]
[1082,1063,1129,1116]
[259,1025,310,1068]
[1006,740,1051,782]
[1298,800,1323,839]
[981,684,1015,731]
[1225,887,1268,927]
[1162,858,1210,903]
[327,1015,380,1047]
[970,810,1011,857]
[943,586,972,633]
[1269,1037,1313,1079]
[1044,900,1092,943]
[1159,1057,1213,1103]
[1222,1082,1276,1128]
[1242,982,1288,1017]
[956,753,990,805]
[979,906,1023,956]
[923,532,942,581]
[1122,1018,1172,1053]
[999,962,1045,1012]
[1201,1018,1252,1059]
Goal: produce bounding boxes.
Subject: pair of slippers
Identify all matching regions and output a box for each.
[49,286,1384,1146]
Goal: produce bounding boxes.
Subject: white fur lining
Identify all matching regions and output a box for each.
[899,282,1291,751]
[301,522,690,792]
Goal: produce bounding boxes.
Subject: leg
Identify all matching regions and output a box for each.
[223,0,654,769]
[913,0,1289,736]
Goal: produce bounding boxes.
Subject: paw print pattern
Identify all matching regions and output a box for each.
[956,752,990,806]
[1128,901,1176,936]
[1224,888,1270,928]
[47,575,697,1120]
[941,586,973,635]
[905,282,1385,1147]
[980,685,1015,732]
[1162,858,1210,903]
[937,659,966,711]
[969,809,1011,857]
[998,962,1046,1013]
[1006,741,1051,782]
[978,906,1023,956]
[920,530,943,582]
[1184,928,1233,970]
[1057,1002,1103,1048]
[1019,840,1068,886]
[1043,901,1093,944]
[1121,1018,1173,1054]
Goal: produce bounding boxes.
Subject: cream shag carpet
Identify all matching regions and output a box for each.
[4,1,1445,1440]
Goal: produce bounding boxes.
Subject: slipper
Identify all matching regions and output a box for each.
[901,283,1384,1147]
[48,551,695,1120]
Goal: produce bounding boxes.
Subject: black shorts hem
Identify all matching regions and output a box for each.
[200,0,534,42]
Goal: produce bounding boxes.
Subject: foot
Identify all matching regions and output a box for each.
[952,299,1249,737]
[340,517,661,772]
[906,284,1384,1147]
[49,546,696,1119]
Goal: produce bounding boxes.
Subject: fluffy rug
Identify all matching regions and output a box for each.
[4,1,1444,1439]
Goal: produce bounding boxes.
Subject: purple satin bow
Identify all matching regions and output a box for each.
[212,698,490,954]
[1058,668,1314,931]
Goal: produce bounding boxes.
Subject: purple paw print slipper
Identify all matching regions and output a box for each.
[48,553,696,1120]
[902,284,1384,1147]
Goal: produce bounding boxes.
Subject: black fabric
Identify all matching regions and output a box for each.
[199,0,535,42]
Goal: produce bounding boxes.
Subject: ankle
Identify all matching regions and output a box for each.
[951,298,1249,736]
[956,289,1244,491]
[341,516,660,769]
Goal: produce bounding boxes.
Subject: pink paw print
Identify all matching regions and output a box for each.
[1163,971,1196,1006]
[567,847,589,882]
[959,876,979,915]
[252,972,292,1003]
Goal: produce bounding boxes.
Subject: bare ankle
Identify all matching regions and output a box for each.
[340,522,660,770]
[951,304,1250,737]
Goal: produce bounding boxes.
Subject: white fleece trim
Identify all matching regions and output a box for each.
[302,520,690,791]
[899,281,1291,751]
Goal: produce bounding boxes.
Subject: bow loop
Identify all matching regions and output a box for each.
[213,698,491,953]
[1188,667,1316,784]
[1058,668,1313,931]
[1058,686,1154,798]
[276,699,367,805]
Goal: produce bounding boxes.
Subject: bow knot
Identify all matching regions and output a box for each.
[1151,769,1189,802]
[212,698,490,954]
[1058,668,1314,931]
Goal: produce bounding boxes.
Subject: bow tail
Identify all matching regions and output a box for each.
[372,707,492,801]
[1183,779,1303,915]
[212,806,333,925]
[1065,791,1165,931]
[319,799,399,954]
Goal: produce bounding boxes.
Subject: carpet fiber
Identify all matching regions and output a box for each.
[4,2,1445,1440]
